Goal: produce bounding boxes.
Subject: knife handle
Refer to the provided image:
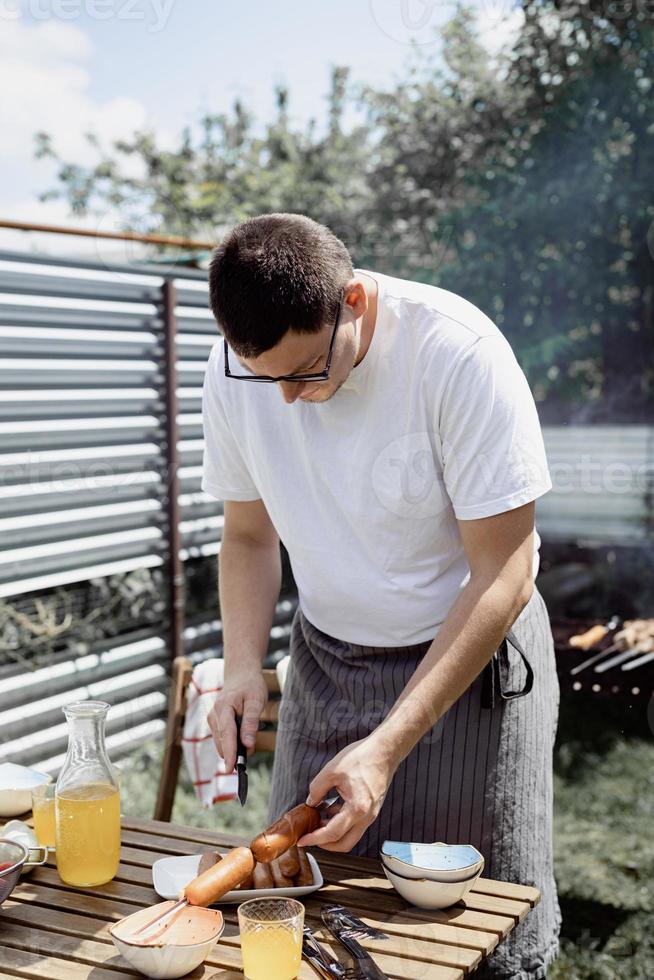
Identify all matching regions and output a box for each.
[234,714,247,766]
[326,927,389,979]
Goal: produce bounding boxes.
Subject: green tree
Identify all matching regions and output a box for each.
[35,2,654,417]
[35,68,370,247]
[360,2,654,417]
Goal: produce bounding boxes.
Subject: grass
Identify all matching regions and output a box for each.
[548,694,654,979]
[118,691,654,978]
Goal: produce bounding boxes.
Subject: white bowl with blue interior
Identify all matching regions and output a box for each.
[380,841,484,882]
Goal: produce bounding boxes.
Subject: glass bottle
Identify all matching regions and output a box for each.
[55,700,121,887]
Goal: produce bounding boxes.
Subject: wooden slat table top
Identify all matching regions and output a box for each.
[0,815,540,979]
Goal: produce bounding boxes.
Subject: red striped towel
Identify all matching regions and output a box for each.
[182,659,238,807]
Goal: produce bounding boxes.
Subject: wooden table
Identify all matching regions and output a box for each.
[0,817,540,979]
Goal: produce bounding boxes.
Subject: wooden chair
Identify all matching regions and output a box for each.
[154,656,281,822]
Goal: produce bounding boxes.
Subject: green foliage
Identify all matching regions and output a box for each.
[35,70,370,248]
[549,692,654,978]
[36,1,654,418]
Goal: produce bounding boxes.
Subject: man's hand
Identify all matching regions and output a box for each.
[295,733,398,853]
[207,670,269,772]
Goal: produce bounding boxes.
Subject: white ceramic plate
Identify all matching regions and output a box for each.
[152,852,323,904]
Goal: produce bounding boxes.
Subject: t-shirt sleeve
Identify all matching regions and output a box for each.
[438,335,552,521]
[201,345,261,502]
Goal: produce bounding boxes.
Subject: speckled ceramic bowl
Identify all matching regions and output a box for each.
[381,841,484,882]
[382,860,482,909]
[110,901,225,979]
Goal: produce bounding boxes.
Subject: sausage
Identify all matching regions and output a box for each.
[250,804,320,863]
[184,846,255,906]
[277,845,300,879]
[295,847,314,886]
[269,856,294,889]
[569,624,607,649]
[252,861,275,890]
[197,851,221,876]
[235,870,254,890]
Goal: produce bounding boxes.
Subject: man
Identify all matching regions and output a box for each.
[204,213,560,977]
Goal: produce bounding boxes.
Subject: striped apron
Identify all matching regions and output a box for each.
[267,587,561,979]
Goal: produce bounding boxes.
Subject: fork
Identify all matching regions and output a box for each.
[302,925,361,979]
[321,904,389,941]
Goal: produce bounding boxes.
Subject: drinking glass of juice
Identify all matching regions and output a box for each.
[32,783,56,849]
[238,897,304,980]
[55,700,120,887]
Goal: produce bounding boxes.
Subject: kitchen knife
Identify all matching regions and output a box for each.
[234,714,248,806]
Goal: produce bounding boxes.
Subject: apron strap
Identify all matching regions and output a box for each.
[481,628,534,710]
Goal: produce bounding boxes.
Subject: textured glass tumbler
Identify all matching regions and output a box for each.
[237,897,304,980]
[32,783,56,849]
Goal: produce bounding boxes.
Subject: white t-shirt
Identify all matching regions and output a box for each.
[201,270,551,646]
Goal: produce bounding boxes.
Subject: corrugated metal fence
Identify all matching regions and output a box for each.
[539,425,654,544]
[0,249,295,771]
[0,249,652,770]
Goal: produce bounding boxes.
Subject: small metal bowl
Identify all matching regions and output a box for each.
[0,838,47,906]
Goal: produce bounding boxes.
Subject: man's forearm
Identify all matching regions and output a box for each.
[371,571,533,769]
[218,535,282,679]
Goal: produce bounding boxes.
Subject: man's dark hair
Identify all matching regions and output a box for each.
[208,213,354,356]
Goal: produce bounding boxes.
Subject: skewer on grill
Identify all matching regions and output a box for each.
[570,619,654,675]
[595,638,654,673]
[570,640,624,675]
[622,647,654,671]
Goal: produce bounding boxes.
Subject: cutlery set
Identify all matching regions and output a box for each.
[302,904,390,979]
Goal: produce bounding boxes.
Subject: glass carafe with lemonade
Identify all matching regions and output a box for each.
[55,700,120,887]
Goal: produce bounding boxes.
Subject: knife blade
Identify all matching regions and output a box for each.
[234,714,248,806]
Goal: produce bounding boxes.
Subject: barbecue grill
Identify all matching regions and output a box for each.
[552,617,654,703]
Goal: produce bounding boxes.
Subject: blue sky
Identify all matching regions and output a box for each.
[0,0,521,255]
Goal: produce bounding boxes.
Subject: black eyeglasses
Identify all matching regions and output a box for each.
[224,292,343,383]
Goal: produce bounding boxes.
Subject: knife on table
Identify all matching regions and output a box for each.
[234,714,248,806]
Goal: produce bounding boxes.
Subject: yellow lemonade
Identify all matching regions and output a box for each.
[33,795,56,848]
[55,782,120,886]
[240,926,302,980]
